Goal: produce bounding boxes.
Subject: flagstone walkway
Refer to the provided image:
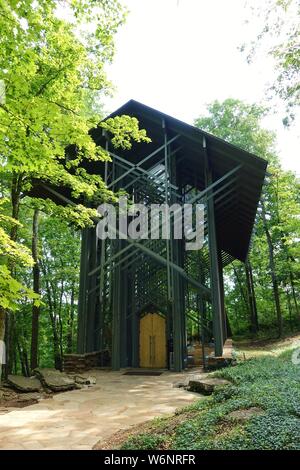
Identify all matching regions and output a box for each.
[0,369,200,450]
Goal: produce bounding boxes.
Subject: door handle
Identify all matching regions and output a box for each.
[149,335,156,366]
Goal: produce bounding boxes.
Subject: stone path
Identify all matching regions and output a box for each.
[0,369,200,450]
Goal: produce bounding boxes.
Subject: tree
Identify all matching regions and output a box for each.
[0,0,150,373]
[243,0,300,124]
[194,99,277,157]
[261,199,283,337]
[30,207,40,370]
[0,199,40,376]
[195,98,300,337]
[39,215,81,369]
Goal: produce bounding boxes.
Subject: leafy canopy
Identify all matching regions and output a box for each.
[243,0,300,125]
[0,0,150,212]
[0,0,150,311]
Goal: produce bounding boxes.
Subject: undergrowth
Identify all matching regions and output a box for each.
[121,348,300,450]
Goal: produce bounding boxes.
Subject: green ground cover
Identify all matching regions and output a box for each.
[121,349,300,450]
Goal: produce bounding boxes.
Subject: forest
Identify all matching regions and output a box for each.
[0,0,299,379]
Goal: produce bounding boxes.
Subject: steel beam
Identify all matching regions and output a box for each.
[204,136,224,357]
[77,228,89,353]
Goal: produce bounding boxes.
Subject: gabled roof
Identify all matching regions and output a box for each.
[31,99,267,263]
[91,99,267,262]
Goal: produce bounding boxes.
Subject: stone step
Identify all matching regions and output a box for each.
[34,368,76,392]
[187,376,231,395]
[7,375,42,393]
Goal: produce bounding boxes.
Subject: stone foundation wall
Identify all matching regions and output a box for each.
[63,350,110,373]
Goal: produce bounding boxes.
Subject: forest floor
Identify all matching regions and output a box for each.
[234,332,300,358]
[94,334,300,450]
[0,334,299,450]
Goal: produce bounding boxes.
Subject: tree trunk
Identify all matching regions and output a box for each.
[58,280,64,364]
[248,261,259,330]
[10,174,21,245]
[30,208,40,371]
[232,263,249,308]
[245,259,259,333]
[5,174,22,375]
[285,286,293,331]
[52,321,63,371]
[0,308,5,381]
[17,339,30,377]
[42,267,63,371]
[289,269,299,319]
[261,201,283,337]
[66,286,75,353]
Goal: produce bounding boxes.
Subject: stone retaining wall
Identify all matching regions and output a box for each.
[63,350,110,373]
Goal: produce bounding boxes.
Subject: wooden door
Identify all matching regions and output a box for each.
[139,313,167,368]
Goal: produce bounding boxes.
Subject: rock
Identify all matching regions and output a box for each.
[205,356,235,371]
[86,375,96,385]
[34,368,76,392]
[187,377,231,395]
[173,376,191,389]
[0,387,18,401]
[173,381,186,389]
[6,396,39,408]
[74,383,84,390]
[7,375,41,393]
[74,375,96,385]
[225,407,263,422]
[63,350,110,373]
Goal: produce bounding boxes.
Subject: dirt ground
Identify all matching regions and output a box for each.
[234,332,300,359]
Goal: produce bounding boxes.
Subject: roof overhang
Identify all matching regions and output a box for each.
[30,99,267,263]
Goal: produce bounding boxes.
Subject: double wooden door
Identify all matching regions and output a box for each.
[139,313,167,368]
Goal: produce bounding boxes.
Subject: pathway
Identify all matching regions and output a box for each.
[0,369,200,450]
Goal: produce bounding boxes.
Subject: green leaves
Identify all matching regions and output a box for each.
[243,0,300,124]
[101,116,151,150]
[0,265,40,310]
[194,98,276,158]
[0,0,149,219]
[0,0,151,315]
[120,352,300,450]
[195,98,300,336]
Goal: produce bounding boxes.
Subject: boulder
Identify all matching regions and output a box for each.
[34,368,76,392]
[7,375,42,393]
[225,407,263,422]
[173,381,186,389]
[74,375,97,386]
[205,356,235,371]
[7,395,39,408]
[187,377,231,395]
[173,376,191,389]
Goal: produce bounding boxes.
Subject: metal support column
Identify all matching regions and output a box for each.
[111,239,121,370]
[166,123,184,371]
[204,136,224,357]
[130,262,139,367]
[86,227,98,352]
[120,242,128,367]
[77,228,89,353]
[218,249,227,342]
